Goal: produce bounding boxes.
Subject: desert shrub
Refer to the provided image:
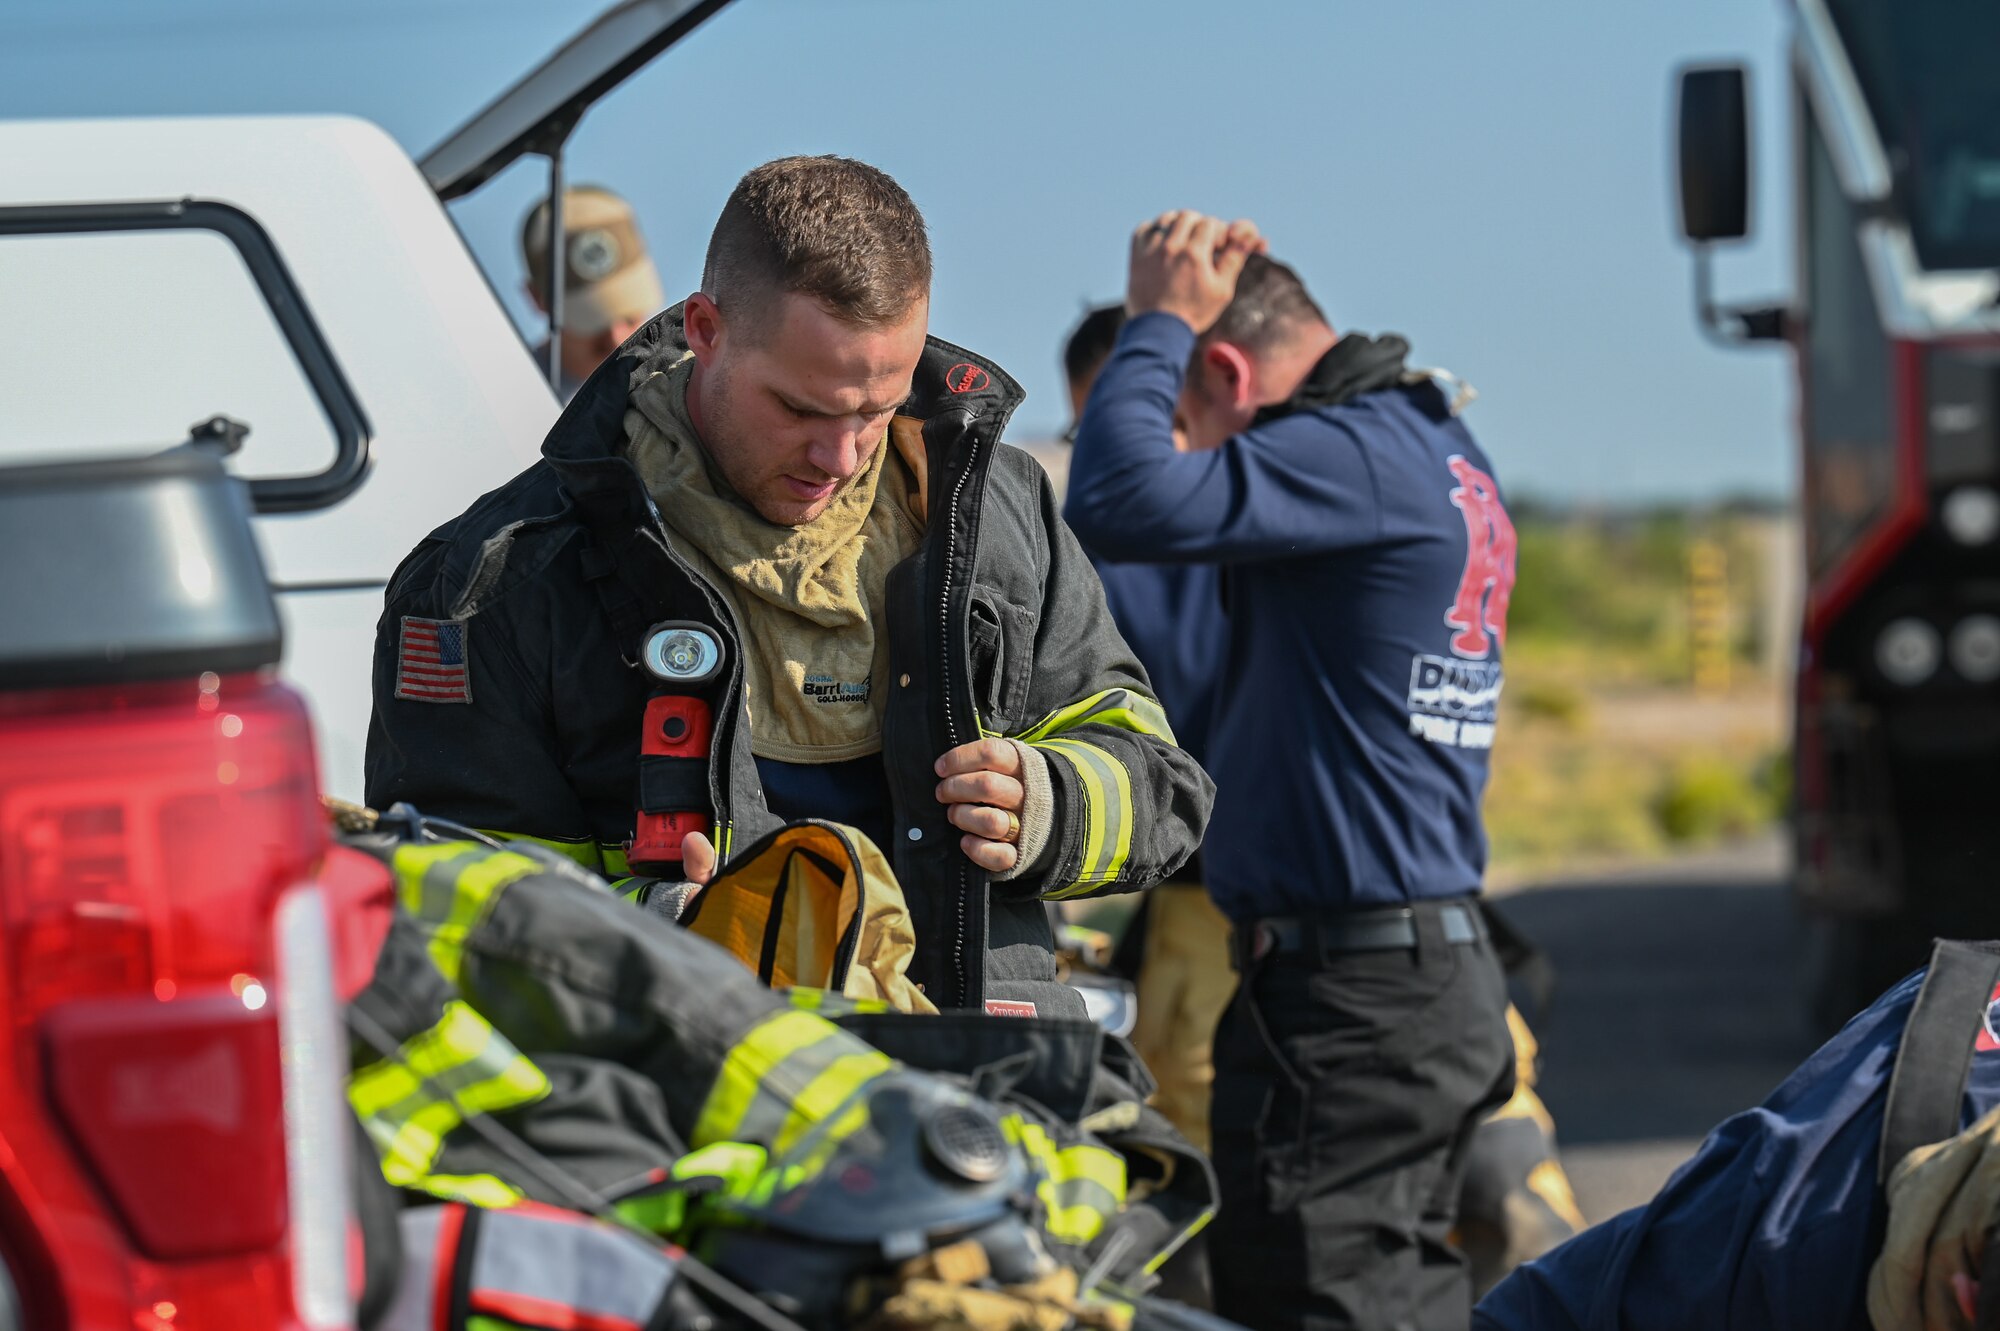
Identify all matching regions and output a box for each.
[1654,756,1772,844]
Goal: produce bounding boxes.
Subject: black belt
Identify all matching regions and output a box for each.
[1231,900,1485,969]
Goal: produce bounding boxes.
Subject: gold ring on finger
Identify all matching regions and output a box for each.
[1005,811,1021,844]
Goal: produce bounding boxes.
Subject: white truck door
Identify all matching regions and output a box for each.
[0,116,557,799]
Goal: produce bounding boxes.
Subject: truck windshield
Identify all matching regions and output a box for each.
[1827,0,2000,272]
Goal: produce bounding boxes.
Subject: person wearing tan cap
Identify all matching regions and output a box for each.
[521,185,667,401]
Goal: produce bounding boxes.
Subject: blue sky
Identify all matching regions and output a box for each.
[0,0,1797,501]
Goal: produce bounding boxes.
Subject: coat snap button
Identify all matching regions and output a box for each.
[907,827,923,842]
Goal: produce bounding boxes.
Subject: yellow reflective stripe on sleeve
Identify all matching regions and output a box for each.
[1034,738,1134,895]
[774,1052,893,1153]
[475,829,602,873]
[601,844,631,877]
[1015,688,1176,746]
[692,1010,892,1151]
[787,988,889,1016]
[391,844,544,987]
[694,1011,823,1145]
[1003,1116,1126,1246]
[1046,1140,1125,1244]
[612,877,648,903]
[348,1000,551,1197]
[1055,1143,1127,1204]
[415,1173,524,1210]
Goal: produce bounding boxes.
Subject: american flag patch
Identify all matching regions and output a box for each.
[395,616,471,704]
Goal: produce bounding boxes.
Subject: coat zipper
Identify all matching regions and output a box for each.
[936,454,979,1009]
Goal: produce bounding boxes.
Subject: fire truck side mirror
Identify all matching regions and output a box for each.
[1677,64,1751,243]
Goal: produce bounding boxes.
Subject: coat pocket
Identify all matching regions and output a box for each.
[968,587,1038,727]
[964,587,1040,719]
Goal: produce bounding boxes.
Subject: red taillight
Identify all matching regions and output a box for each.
[0,674,351,1329]
[0,675,322,1012]
[44,994,287,1259]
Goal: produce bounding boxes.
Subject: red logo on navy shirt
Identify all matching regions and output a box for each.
[1978,980,2000,1052]
[945,362,989,395]
[1443,456,1517,659]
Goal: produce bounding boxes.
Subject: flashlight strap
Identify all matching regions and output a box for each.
[640,759,710,812]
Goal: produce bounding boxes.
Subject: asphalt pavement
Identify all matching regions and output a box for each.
[1491,835,1822,1222]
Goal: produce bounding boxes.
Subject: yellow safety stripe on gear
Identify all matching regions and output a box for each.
[614,1188,688,1236]
[1140,1204,1215,1276]
[787,988,890,1016]
[391,843,544,987]
[1033,738,1134,896]
[602,843,631,877]
[691,1010,892,1152]
[1004,1117,1127,1247]
[349,1000,552,1195]
[775,1052,893,1152]
[616,1142,772,1235]
[710,820,735,863]
[416,1173,524,1210]
[613,877,648,904]
[476,829,601,872]
[1015,688,1177,746]
[1055,1142,1127,1202]
[672,1141,771,1189]
[736,1097,876,1212]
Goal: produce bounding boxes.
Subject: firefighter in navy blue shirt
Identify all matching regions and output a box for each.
[1476,944,2000,1331]
[1064,305,1585,1298]
[1066,211,1517,1331]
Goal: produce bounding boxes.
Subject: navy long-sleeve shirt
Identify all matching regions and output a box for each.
[1085,559,1224,884]
[1088,560,1223,773]
[1065,312,1514,920]
[1475,966,2000,1331]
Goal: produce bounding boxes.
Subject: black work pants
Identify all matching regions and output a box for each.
[1208,904,1514,1331]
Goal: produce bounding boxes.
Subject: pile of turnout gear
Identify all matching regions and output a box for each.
[324,802,1228,1331]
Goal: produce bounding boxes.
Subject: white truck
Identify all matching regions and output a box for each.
[0,0,732,802]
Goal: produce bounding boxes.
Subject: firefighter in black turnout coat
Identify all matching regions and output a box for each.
[367,157,1211,1018]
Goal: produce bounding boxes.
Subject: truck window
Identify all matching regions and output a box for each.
[1826,0,2000,271]
[0,229,337,477]
[1802,100,1897,580]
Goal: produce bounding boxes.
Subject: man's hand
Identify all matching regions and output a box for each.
[677,830,718,887]
[1126,210,1267,333]
[935,738,1027,874]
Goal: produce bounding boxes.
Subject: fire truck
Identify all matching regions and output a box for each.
[1675,0,2000,1020]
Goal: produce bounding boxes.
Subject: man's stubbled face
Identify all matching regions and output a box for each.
[686,291,928,526]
